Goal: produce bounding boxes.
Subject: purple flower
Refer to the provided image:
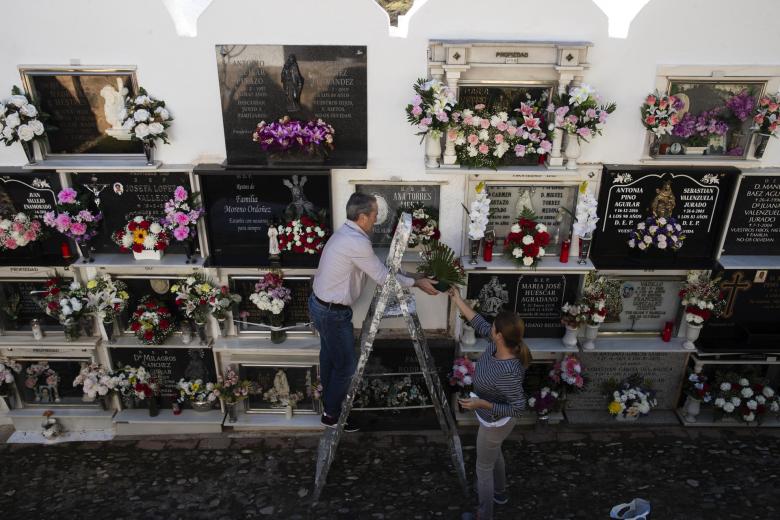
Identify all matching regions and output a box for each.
[514,144,526,157]
[421,117,433,126]
[726,90,756,122]
[57,188,77,204]
[411,105,423,117]
[174,186,188,202]
[77,210,94,223]
[412,95,422,105]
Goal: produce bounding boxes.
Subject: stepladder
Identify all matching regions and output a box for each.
[312,213,467,502]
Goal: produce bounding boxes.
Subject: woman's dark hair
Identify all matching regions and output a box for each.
[493,310,532,368]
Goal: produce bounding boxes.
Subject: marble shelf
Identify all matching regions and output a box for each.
[114,409,225,435]
[109,335,213,349]
[461,255,594,273]
[23,159,163,171]
[0,333,100,350]
[581,336,690,353]
[718,255,780,270]
[8,407,115,432]
[460,337,576,356]
[81,253,206,271]
[229,412,324,431]
[213,335,320,355]
[675,408,780,428]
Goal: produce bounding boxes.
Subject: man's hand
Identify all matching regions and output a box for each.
[413,277,439,295]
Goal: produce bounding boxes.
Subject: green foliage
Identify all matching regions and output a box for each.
[416,241,465,287]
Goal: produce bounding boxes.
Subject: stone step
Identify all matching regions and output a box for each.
[8,408,115,432]
[114,409,225,436]
[229,412,324,432]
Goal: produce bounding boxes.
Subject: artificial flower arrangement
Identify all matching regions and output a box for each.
[276,213,329,255]
[24,361,60,396]
[579,273,608,326]
[210,285,242,321]
[466,182,491,241]
[113,366,149,402]
[527,387,560,417]
[712,374,779,424]
[214,366,253,405]
[43,187,103,251]
[249,271,292,323]
[396,204,440,248]
[386,375,429,408]
[252,116,335,157]
[679,270,725,326]
[162,186,203,261]
[84,274,129,323]
[552,84,616,142]
[112,216,170,260]
[405,78,457,139]
[176,378,218,407]
[672,108,729,147]
[560,301,586,329]
[683,370,712,404]
[263,383,304,409]
[0,86,47,154]
[119,87,172,145]
[627,215,685,252]
[72,362,122,402]
[509,99,553,161]
[604,374,657,420]
[449,356,476,396]
[171,273,219,324]
[129,296,175,345]
[641,92,683,137]
[0,358,22,394]
[751,92,780,137]
[548,354,587,393]
[0,212,44,251]
[39,278,89,338]
[416,240,466,291]
[571,181,599,239]
[503,208,551,268]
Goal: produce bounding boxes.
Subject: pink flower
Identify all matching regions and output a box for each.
[57,188,77,204]
[4,238,17,249]
[23,231,37,241]
[463,116,473,125]
[173,226,190,241]
[412,95,422,105]
[519,103,534,116]
[494,134,504,144]
[540,140,552,153]
[436,111,449,123]
[421,117,433,126]
[474,104,485,110]
[496,122,508,132]
[174,186,188,202]
[598,111,609,123]
[446,129,458,141]
[555,106,570,118]
[69,222,87,236]
[54,213,72,232]
[576,127,592,139]
[645,95,657,106]
[467,134,479,145]
[12,222,24,234]
[77,210,94,222]
[478,143,489,154]
[43,211,56,226]
[523,116,540,130]
[411,105,423,117]
[506,126,518,136]
[586,108,597,119]
[770,103,779,112]
[480,119,490,129]
[514,144,526,157]
[30,220,41,231]
[174,212,190,226]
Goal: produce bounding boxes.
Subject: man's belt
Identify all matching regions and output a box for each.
[315,295,351,311]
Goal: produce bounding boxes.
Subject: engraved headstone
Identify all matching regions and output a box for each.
[230,276,313,333]
[240,364,318,412]
[15,359,86,405]
[721,174,780,255]
[599,277,683,333]
[355,184,440,247]
[0,279,60,329]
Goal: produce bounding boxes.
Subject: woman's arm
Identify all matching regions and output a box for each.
[491,371,527,418]
[448,288,491,337]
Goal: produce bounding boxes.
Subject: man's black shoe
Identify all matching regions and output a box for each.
[321,414,359,432]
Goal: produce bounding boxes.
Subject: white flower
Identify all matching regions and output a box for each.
[730,396,741,407]
[538,247,545,256]
[121,234,133,248]
[756,395,766,405]
[522,256,534,266]
[5,112,20,128]
[637,223,646,230]
[510,224,521,233]
[134,109,150,122]
[148,122,164,135]
[150,222,162,234]
[657,240,667,249]
[743,412,755,422]
[763,386,775,398]
[134,95,150,105]
[522,235,534,245]
[512,247,522,258]
[746,399,758,410]
[723,402,735,413]
[19,103,38,118]
[741,387,754,399]
[738,378,750,387]
[134,123,150,139]
[154,107,170,120]
[28,119,44,135]
[638,402,650,414]
[720,382,731,392]
[713,397,725,408]
[1,126,12,140]
[16,124,34,141]
[536,224,547,233]
[9,94,28,107]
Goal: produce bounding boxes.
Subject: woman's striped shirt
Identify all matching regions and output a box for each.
[469,314,527,423]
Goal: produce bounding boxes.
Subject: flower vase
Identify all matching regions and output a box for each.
[461,323,476,346]
[183,237,198,264]
[133,249,163,261]
[217,318,228,337]
[122,394,136,409]
[285,404,293,420]
[569,234,580,259]
[754,133,771,158]
[80,315,96,337]
[98,395,111,411]
[562,325,578,348]
[143,141,155,166]
[194,320,208,346]
[148,395,160,417]
[226,402,239,423]
[78,238,95,263]
[103,318,118,344]
[648,134,660,156]
[683,396,702,423]
[683,323,702,350]
[564,133,581,170]
[577,233,592,265]
[192,400,214,412]
[443,129,458,165]
[20,139,36,164]
[425,133,442,168]
[469,239,481,265]
[583,324,599,350]
[180,321,193,345]
[63,319,81,342]
[270,313,286,344]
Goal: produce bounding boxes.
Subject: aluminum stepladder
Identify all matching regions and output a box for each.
[312,213,467,502]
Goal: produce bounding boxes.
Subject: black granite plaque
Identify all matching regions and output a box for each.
[591,165,738,270]
[354,184,440,247]
[230,276,312,333]
[485,184,576,255]
[71,171,190,254]
[25,72,143,155]
[216,45,367,167]
[197,165,331,267]
[721,175,780,255]
[239,364,318,412]
[109,347,216,408]
[115,278,179,326]
[699,269,780,353]
[0,169,66,265]
[466,273,580,338]
[0,279,61,330]
[16,359,87,405]
[457,85,551,114]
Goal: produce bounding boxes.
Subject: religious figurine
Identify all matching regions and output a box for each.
[184,349,207,381]
[650,180,676,218]
[478,276,509,317]
[515,189,535,217]
[281,54,304,112]
[262,368,291,407]
[101,78,131,139]
[283,175,315,218]
[268,225,280,262]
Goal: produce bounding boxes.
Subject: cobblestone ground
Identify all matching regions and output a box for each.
[1,426,779,519]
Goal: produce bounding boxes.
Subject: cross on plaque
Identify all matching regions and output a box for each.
[720,271,752,319]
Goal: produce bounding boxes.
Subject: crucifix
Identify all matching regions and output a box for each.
[84,182,109,209]
[720,271,752,319]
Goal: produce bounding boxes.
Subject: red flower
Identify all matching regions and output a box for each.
[45,279,58,287]
[159,319,170,329]
[130,322,141,331]
[535,231,550,247]
[524,243,540,258]
[49,287,61,296]
[155,241,166,251]
[132,243,144,253]
[47,301,60,311]
[139,220,150,230]
[175,298,183,306]
[128,221,137,231]
[433,229,441,240]
[119,247,129,253]
[518,218,537,229]
[158,307,169,315]
[143,330,154,341]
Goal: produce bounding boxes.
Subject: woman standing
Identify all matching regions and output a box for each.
[449,288,531,520]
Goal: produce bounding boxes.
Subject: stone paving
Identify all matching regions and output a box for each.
[1,425,779,519]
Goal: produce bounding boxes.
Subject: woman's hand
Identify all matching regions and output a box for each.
[457,397,491,411]
[449,287,476,322]
[448,287,462,301]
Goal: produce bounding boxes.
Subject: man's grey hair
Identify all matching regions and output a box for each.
[346,192,377,221]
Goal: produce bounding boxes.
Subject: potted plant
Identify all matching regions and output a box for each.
[603,374,657,422]
[416,240,466,292]
[214,366,253,423]
[39,278,89,341]
[129,297,175,345]
[552,84,616,169]
[405,78,458,167]
[84,274,129,343]
[113,216,170,261]
[712,375,779,424]
[43,187,103,263]
[119,87,172,165]
[249,272,292,344]
[177,378,218,412]
[0,86,48,163]
[679,270,725,350]
[162,185,203,263]
[252,116,334,164]
[503,208,551,268]
[681,370,712,423]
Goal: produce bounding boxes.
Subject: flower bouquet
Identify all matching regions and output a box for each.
[509,100,553,162]
[129,296,175,345]
[171,274,219,324]
[571,181,599,262]
[553,84,616,142]
[39,278,89,341]
[417,240,466,291]
[604,374,657,421]
[712,375,779,424]
[579,274,608,350]
[451,105,519,169]
[680,271,725,326]
[276,213,329,257]
[449,356,475,398]
[528,387,560,418]
[119,87,172,164]
[43,187,102,261]
[672,108,729,152]
[467,182,491,242]
[751,92,780,158]
[0,86,47,163]
[386,375,429,408]
[210,286,242,333]
[72,362,122,409]
[162,185,203,263]
[0,358,21,396]
[24,362,60,403]
[503,209,550,268]
[214,366,253,422]
[252,116,334,161]
[560,302,585,346]
[249,272,292,343]
[641,92,683,140]
[0,212,44,252]
[405,78,457,139]
[112,216,170,260]
[628,216,685,253]
[177,378,218,411]
[84,274,129,327]
[396,204,440,248]
[548,354,587,393]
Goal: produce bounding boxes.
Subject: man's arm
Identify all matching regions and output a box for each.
[351,242,439,295]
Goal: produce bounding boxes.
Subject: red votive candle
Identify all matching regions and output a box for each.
[483,240,493,262]
[60,242,72,259]
[661,321,673,342]
[559,240,570,263]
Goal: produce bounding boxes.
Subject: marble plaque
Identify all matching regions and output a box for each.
[16,359,87,405]
[457,85,551,114]
[600,277,683,333]
[240,364,318,412]
[721,174,780,255]
[230,276,313,334]
[355,184,440,247]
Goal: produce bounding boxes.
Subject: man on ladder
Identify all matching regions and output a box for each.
[309,192,439,432]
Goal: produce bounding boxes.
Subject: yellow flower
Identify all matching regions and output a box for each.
[608,401,623,415]
[192,383,200,392]
[170,285,180,293]
[132,228,148,244]
[579,180,589,194]
[199,283,212,293]
[119,291,129,300]
[86,280,98,289]
[475,181,485,194]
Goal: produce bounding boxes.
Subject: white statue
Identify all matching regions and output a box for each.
[515,189,535,216]
[101,78,131,140]
[268,225,280,258]
[262,368,291,406]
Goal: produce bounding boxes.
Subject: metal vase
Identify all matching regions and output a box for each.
[469,239,481,265]
[194,320,208,346]
[183,237,197,264]
[142,141,155,166]
[226,402,239,423]
[20,139,36,164]
[148,395,160,417]
[577,235,592,265]
[270,313,286,344]
[754,133,771,159]
[103,318,117,344]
